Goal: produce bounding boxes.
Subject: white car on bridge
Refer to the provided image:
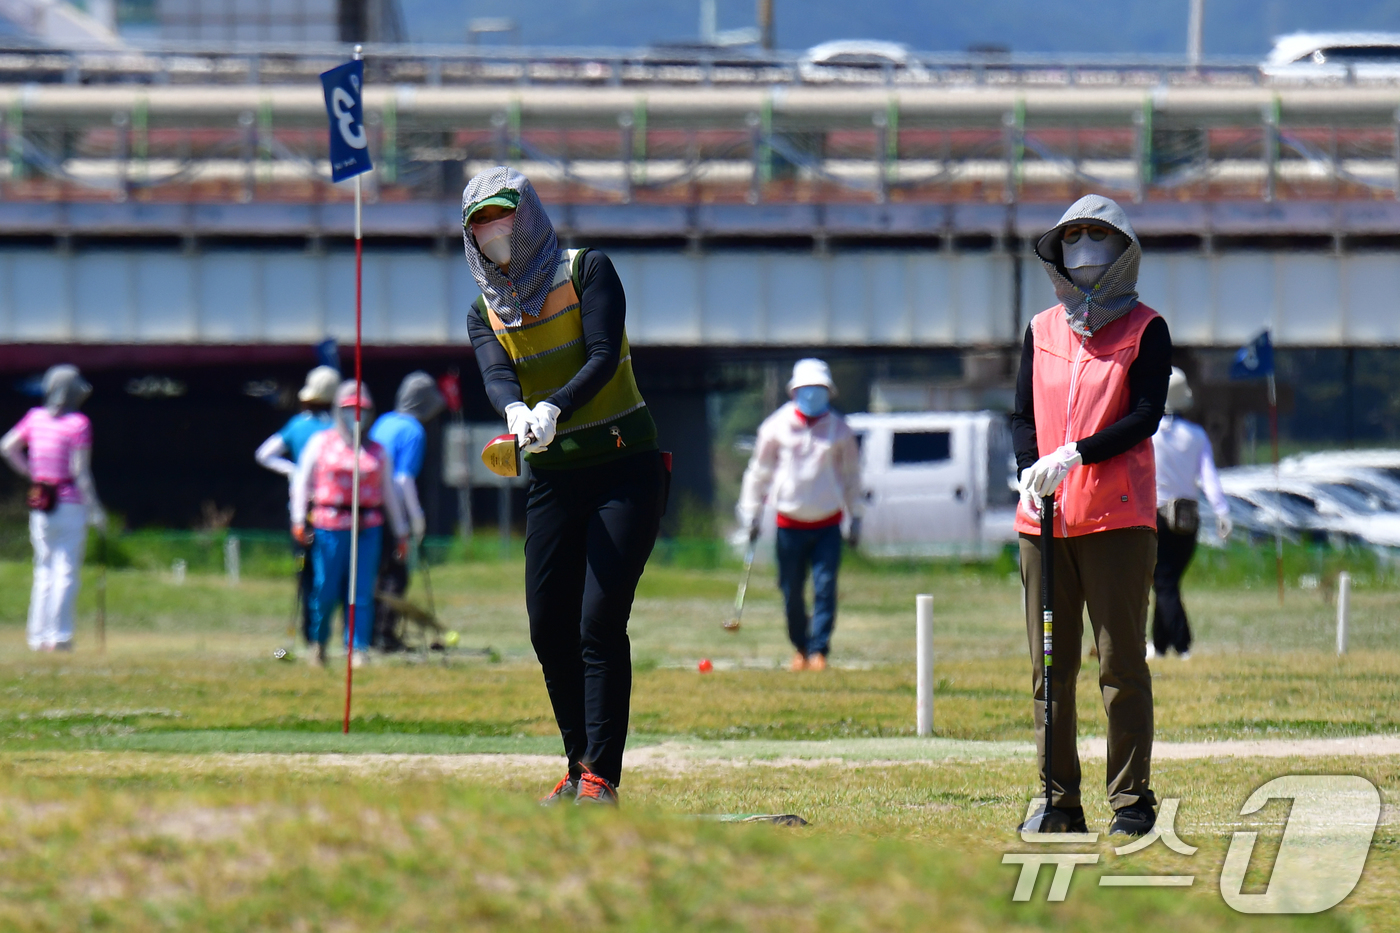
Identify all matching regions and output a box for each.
[1262,32,1400,81]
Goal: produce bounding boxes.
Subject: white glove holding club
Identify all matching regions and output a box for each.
[504,401,533,448]
[1216,514,1233,541]
[1024,443,1082,497]
[1018,472,1042,523]
[525,401,561,454]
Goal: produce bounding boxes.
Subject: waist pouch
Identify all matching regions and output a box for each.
[26,482,58,514]
[1159,498,1200,535]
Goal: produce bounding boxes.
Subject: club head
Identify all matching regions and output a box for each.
[481,433,521,478]
[722,619,741,632]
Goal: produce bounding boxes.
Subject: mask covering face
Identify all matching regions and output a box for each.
[1062,227,1128,290]
[471,216,514,267]
[794,385,831,418]
[337,406,373,441]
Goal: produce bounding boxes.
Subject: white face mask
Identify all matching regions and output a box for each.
[471,216,514,267]
[1061,228,1128,290]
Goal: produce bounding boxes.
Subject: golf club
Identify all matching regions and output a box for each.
[418,541,437,621]
[287,544,306,640]
[723,529,758,632]
[481,429,536,478]
[1037,494,1055,827]
[96,526,107,654]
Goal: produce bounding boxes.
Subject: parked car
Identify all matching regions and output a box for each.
[1218,467,1400,548]
[1284,449,1400,486]
[798,40,928,83]
[1261,32,1400,81]
[844,411,1015,557]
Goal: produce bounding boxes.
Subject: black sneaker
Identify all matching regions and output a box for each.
[540,774,580,806]
[1109,803,1157,837]
[1018,805,1088,834]
[574,769,619,806]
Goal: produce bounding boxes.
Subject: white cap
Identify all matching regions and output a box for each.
[1166,366,1193,412]
[299,365,340,404]
[787,358,837,397]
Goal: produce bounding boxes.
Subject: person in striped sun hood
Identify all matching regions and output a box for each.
[1011,193,1172,838]
[463,166,667,807]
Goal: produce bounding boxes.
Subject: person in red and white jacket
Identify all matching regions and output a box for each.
[738,359,862,672]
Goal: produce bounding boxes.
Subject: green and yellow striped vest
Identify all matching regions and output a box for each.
[479,248,656,469]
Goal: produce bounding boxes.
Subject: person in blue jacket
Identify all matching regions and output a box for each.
[369,371,446,650]
[255,365,338,642]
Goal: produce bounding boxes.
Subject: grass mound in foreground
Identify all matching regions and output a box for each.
[0,779,1349,933]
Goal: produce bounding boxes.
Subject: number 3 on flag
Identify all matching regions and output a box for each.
[319,59,373,183]
[331,88,367,149]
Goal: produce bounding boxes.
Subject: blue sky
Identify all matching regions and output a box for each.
[400,0,1400,55]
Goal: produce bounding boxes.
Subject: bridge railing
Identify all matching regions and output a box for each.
[0,43,1291,89]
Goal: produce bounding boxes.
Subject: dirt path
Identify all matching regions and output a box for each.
[9,735,1400,783]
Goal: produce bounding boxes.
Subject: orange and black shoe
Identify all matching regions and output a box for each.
[540,773,580,806]
[574,769,619,806]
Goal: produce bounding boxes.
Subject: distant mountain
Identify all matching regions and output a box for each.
[399,0,1400,56]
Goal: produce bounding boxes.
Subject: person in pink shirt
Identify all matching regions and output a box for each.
[0,365,106,651]
[290,380,408,668]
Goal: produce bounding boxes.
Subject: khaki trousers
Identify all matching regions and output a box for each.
[1019,528,1157,811]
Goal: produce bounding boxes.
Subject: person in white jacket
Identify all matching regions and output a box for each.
[1150,367,1231,660]
[737,359,863,671]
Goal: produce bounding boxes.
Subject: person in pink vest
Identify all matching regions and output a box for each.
[1010,194,1172,837]
[291,380,408,668]
[0,365,106,651]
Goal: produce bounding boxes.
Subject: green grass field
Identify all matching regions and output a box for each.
[0,544,1396,931]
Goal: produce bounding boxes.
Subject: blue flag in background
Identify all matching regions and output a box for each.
[1230,330,1274,380]
[319,59,372,183]
[315,338,340,371]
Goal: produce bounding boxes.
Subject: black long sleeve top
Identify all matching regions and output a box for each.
[1010,315,1172,477]
[466,249,628,419]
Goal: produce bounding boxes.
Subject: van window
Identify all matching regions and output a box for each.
[892,431,950,464]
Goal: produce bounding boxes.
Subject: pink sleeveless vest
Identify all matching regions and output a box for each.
[310,431,386,530]
[1014,302,1161,539]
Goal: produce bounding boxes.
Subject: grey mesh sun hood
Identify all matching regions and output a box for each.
[1034,193,1140,267]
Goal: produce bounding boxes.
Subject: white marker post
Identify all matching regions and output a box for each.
[1336,571,1351,655]
[916,594,933,736]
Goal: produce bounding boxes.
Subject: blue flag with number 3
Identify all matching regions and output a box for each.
[1230,330,1274,380]
[320,60,372,183]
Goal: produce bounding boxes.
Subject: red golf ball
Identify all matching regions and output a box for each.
[698,658,713,673]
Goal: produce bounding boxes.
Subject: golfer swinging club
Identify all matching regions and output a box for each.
[1011,194,1171,836]
[463,167,665,806]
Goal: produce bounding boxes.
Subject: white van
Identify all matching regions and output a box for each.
[846,411,1018,557]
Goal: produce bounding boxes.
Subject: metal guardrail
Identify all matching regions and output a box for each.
[0,42,1297,88]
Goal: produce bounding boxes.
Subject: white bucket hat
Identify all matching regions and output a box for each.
[1165,366,1193,412]
[299,365,340,404]
[787,358,837,397]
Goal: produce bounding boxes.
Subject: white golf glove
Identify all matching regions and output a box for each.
[1024,443,1082,497]
[504,401,533,448]
[1017,472,1041,523]
[1216,514,1233,541]
[525,401,561,454]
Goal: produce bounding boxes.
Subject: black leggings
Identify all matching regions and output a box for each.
[1152,515,1198,655]
[524,449,664,787]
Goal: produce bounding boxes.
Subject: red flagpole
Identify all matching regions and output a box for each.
[344,43,364,735]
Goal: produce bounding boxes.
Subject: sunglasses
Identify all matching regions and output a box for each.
[1062,225,1113,244]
